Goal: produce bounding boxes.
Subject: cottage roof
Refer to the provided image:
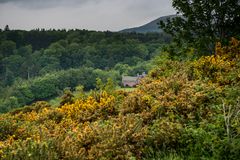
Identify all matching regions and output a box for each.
[122,76,138,82]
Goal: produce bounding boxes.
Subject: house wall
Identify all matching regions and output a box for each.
[123,81,137,87]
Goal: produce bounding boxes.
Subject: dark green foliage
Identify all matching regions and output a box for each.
[0,40,16,56]
[0,29,168,112]
[0,29,167,112]
[160,0,240,53]
[215,138,240,160]
[0,67,121,112]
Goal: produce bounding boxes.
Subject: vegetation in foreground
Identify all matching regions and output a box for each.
[0,38,239,159]
[1,1,240,159]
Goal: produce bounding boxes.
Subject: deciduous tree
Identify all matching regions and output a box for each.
[160,0,240,53]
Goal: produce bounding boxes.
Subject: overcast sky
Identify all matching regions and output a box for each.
[0,0,175,31]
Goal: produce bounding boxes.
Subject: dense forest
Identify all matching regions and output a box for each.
[0,0,240,159]
[0,29,171,112]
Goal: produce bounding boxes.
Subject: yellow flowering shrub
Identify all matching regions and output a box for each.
[0,38,240,159]
[58,91,116,121]
[192,38,240,84]
[0,141,5,159]
[193,55,233,83]
[215,37,240,59]
[47,115,147,159]
[122,73,220,125]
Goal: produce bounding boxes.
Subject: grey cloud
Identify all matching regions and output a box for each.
[0,0,100,9]
[0,0,175,31]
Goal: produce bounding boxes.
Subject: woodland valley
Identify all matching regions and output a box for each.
[0,0,240,159]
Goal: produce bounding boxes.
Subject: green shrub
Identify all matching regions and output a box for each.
[3,139,59,160]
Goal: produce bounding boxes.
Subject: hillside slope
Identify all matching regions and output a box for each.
[0,38,239,159]
[120,15,178,33]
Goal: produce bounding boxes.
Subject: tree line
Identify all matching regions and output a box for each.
[0,29,171,112]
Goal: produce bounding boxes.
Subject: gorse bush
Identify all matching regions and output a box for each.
[192,38,240,84]
[0,38,240,159]
[58,91,116,122]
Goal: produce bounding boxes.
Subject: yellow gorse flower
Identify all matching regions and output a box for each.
[59,91,115,119]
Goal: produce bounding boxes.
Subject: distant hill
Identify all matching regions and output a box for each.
[120,15,178,33]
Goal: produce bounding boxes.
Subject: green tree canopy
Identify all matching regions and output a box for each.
[0,40,16,56]
[160,0,240,53]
